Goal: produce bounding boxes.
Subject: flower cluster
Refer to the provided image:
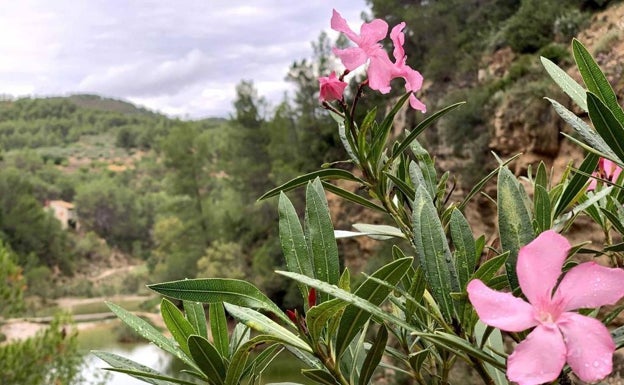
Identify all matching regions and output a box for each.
[318,9,425,112]
[468,230,624,385]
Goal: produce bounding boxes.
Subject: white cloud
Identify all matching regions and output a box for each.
[0,0,368,118]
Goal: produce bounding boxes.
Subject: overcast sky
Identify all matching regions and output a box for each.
[0,1,368,119]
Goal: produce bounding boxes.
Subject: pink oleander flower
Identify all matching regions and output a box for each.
[330,9,394,93]
[389,22,426,113]
[587,158,623,191]
[318,72,348,102]
[467,230,624,385]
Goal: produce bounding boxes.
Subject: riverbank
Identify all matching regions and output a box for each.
[0,294,159,344]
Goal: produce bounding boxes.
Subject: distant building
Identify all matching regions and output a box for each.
[45,200,78,230]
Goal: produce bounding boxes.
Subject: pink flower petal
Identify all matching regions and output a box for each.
[390,22,406,64]
[409,94,426,113]
[366,55,393,94]
[359,19,388,47]
[554,261,624,311]
[557,312,614,383]
[602,159,622,181]
[517,230,569,306]
[332,47,368,71]
[467,280,537,332]
[507,324,566,385]
[330,9,359,42]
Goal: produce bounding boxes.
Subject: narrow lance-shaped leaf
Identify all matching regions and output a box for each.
[554,152,600,217]
[148,278,292,326]
[279,192,314,301]
[358,325,388,385]
[187,335,226,385]
[306,298,348,342]
[497,167,534,291]
[305,178,340,302]
[412,186,459,320]
[106,302,200,372]
[92,351,181,385]
[546,98,616,159]
[184,301,207,339]
[302,369,340,385]
[259,169,365,200]
[335,257,412,358]
[573,38,624,125]
[450,208,476,288]
[533,185,552,233]
[224,303,312,353]
[391,101,465,159]
[587,92,624,164]
[161,298,197,356]
[209,302,230,358]
[540,56,587,111]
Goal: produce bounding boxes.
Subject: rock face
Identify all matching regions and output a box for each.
[327,3,624,272]
[490,3,624,176]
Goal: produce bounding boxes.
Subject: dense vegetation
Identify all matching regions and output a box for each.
[0,0,618,307]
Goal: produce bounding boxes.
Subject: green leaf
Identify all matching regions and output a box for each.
[450,208,477,288]
[187,335,226,385]
[305,179,340,302]
[412,186,459,320]
[277,271,504,369]
[533,185,552,233]
[554,152,599,217]
[351,223,405,239]
[161,298,197,356]
[411,142,437,199]
[474,321,508,385]
[279,192,314,301]
[334,110,359,164]
[209,302,230,358]
[92,350,180,385]
[472,252,509,284]
[573,38,624,125]
[322,181,385,212]
[335,257,413,358]
[106,302,199,371]
[358,325,388,385]
[302,369,340,385]
[587,92,624,164]
[184,301,207,339]
[385,171,416,201]
[497,167,534,290]
[392,102,465,159]
[540,56,587,111]
[148,278,292,326]
[224,336,271,385]
[306,298,348,342]
[259,169,365,200]
[223,303,312,353]
[545,98,616,159]
[535,161,548,190]
[103,367,199,385]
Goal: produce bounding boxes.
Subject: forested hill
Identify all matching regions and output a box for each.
[0,73,340,310]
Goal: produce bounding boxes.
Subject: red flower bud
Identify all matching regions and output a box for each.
[308,288,317,308]
[286,309,298,324]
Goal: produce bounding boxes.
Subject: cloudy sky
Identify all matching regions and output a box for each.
[0,1,368,119]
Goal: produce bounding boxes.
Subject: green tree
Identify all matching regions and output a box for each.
[0,242,24,317]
